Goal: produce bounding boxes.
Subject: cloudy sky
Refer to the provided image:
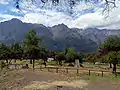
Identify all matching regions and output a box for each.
[0,0,120,29]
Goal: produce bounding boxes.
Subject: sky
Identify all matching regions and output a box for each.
[0,0,120,29]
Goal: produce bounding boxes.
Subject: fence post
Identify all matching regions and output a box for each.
[66,68,68,74]
[56,68,58,73]
[89,70,90,76]
[101,71,103,77]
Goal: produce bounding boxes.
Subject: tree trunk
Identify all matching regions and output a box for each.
[113,64,117,73]
[6,59,8,64]
[109,63,112,68]
[33,59,35,70]
[44,60,46,68]
[30,59,32,64]
[59,61,62,66]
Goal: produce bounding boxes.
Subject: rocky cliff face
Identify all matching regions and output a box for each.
[0,18,120,52]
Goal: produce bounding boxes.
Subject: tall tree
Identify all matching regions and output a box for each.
[22,29,41,69]
[99,36,120,72]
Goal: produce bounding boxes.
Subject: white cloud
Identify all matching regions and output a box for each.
[0,0,9,4]
[20,4,120,29]
[0,0,120,29]
[22,10,73,27]
[0,13,22,22]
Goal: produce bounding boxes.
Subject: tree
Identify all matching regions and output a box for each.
[74,52,84,67]
[99,36,120,72]
[85,53,98,64]
[102,51,118,72]
[66,48,76,63]
[22,29,41,69]
[40,47,49,67]
[76,52,84,64]
[100,36,119,71]
[105,51,115,68]
[0,44,11,64]
[100,36,120,53]
[11,42,23,62]
[55,52,67,66]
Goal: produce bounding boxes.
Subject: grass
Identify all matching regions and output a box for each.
[68,71,120,84]
[46,61,58,66]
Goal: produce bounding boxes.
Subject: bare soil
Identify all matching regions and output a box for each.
[87,80,120,90]
[0,68,120,90]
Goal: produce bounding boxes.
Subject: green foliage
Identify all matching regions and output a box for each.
[0,44,11,60]
[117,51,120,63]
[85,53,98,64]
[46,61,58,66]
[64,48,84,63]
[66,48,76,62]
[105,51,117,63]
[22,29,41,59]
[22,29,42,69]
[98,36,120,70]
[74,52,84,63]
[11,42,23,59]
[56,52,67,61]
[100,36,120,52]
[55,52,67,65]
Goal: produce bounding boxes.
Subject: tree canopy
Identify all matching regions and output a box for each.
[99,36,120,53]
[22,29,41,60]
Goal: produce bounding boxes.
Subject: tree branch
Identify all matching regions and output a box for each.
[102,0,117,18]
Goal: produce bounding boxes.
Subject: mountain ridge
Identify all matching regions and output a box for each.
[0,18,120,52]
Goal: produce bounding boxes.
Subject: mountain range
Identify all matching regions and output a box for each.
[0,18,120,53]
